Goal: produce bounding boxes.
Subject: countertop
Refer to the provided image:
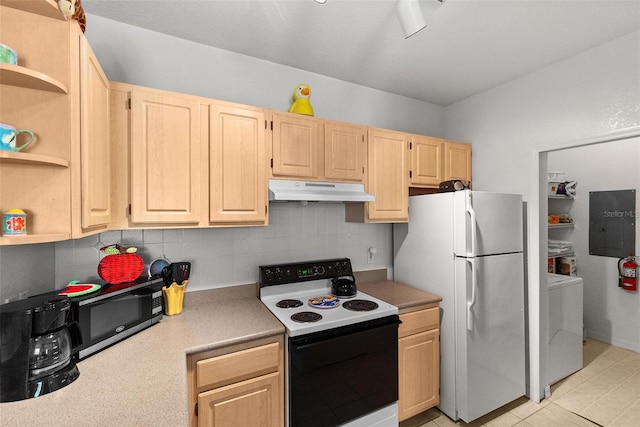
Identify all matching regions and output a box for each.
[0,284,284,426]
[358,280,442,312]
[0,278,440,426]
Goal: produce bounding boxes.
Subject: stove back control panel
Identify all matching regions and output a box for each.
[259,258,353,286]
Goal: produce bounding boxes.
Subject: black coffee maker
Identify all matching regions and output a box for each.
[0,294,81,402]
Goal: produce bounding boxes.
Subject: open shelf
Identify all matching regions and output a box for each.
[548,251,575,259]
[549,194,575,200]
[0,0,65,20]
[0,63,68,93]
[0,233,70,245]
[0,151,69,167]
[548,223,575,229]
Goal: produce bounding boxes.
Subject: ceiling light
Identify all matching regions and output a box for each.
[314,0,327,3]
[396,0,426,38]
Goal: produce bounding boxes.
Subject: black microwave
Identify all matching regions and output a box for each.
[69,278,163,360]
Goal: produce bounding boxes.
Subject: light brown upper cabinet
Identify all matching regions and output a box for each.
[76,28,112,231]
[1,5,114,244]
[409,135,443,187]
[324,122,367,183]
[270,112,368,184]
[270,111,321,179]
[443,140,472,182]
[209,102,268,225]
[347,128,408,223]
[129,89,202,224]
[0,3,73,245]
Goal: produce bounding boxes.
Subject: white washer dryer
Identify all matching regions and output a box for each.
[547,273,584,385]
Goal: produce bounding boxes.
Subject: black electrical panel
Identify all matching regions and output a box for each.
[589,189,636,258]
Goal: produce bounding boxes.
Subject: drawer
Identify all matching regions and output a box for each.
[399,307,439,338]
[196,342,280,390]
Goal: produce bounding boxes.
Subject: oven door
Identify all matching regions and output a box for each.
[288,315,400,427]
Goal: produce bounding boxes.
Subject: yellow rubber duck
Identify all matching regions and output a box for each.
[289,83,314,116]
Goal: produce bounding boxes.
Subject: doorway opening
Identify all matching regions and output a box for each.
[529,126,640,403]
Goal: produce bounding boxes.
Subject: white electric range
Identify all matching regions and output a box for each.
[259,258,399,427]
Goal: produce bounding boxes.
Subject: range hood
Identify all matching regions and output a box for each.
[268,179,375,203]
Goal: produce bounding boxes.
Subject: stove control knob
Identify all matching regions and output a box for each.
[274,268,282,280]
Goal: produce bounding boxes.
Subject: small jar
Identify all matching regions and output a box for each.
[3,208,27,235]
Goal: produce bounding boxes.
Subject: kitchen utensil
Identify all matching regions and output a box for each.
[172,262,191,283]
[161,265,173,286]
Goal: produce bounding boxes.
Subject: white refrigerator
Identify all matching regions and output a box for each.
[393,190,526,423]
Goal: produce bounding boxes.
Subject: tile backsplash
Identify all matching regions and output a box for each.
[0,243,55,303]
[54,203,392,293]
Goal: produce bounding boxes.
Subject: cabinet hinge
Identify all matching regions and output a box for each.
[195,403,198,416]
[127,98,132,110]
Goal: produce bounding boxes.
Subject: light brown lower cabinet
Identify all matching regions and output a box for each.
[187,337,284,427]
[197,372,280,427]
[398,305,440,422]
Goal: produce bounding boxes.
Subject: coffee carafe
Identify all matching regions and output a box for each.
[0,294,81,402]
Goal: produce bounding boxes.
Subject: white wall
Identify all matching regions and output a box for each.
[444,31,640,196]
[549,140,640,352]
[84,14,444,136]
[443,30,640,399]
[0,244,55,303]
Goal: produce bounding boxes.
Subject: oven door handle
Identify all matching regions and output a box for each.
[289,315,401,348]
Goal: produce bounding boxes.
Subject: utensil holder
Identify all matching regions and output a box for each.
[162,282,186,315]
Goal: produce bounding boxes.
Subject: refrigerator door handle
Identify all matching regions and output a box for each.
[467,258,478,331]
[466,194,477,257]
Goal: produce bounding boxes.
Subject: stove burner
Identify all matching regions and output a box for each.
[276,299,303,308]
[342,299,379,312]
[291,311,323,323]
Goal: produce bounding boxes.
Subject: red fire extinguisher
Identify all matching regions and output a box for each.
[618,254,638,292]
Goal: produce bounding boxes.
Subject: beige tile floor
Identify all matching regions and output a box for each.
[400,339,640,427]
